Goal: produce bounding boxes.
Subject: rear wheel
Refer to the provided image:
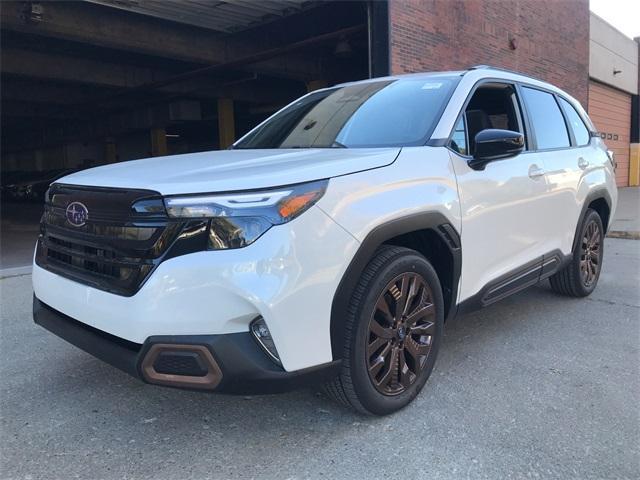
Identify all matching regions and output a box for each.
[324,245,444,415]
[549,208,604,297]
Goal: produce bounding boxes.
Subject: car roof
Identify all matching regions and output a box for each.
[333,65,576,104]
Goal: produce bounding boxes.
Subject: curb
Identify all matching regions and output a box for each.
[606,231,640,240]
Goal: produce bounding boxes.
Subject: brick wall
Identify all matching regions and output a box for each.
[389,0,590,106]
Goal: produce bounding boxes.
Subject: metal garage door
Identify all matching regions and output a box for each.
[588,81,631,187]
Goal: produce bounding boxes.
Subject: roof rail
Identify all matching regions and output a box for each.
[467,65,543,82]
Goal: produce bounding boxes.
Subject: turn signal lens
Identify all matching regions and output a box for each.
[278,190,323,220]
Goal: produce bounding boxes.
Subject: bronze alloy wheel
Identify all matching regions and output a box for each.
[367,272,436,396]
[580,220,601,288]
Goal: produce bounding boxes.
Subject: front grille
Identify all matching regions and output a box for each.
[36,184,188,296]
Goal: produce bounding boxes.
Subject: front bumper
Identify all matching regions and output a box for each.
[34,297,340,394]
[32,205,360,372]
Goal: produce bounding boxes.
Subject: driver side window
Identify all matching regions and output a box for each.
[449,82,526,156]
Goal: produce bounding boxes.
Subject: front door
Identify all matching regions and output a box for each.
[448,81,550,303]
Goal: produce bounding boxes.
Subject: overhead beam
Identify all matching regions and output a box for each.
[1,47,172,89]
[0,1,323,81]
[1,48,303,105]
[0,100,76,118]
[0,79,104,105]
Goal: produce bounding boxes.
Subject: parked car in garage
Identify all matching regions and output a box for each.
[32,66,617,415]
[2,169,78,203]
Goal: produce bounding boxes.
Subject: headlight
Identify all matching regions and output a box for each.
[164,180,328,249]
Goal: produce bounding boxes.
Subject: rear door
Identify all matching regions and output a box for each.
[519,86,586,258]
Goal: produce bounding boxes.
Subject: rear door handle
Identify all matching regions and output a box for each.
[528,164,545,179]
[578,157,589,170]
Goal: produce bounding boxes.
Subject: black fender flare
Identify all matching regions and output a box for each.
[572,188,612,253]
[329,212,462,360]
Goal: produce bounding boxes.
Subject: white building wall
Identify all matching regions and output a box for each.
[589,13,638,95]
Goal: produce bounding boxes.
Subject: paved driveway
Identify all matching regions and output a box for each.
[1,239,638,480]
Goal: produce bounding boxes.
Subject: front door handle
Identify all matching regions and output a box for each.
[578,157,589,170]
[528,164,545,179]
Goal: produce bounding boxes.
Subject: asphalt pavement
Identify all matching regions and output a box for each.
[1,238,639,480]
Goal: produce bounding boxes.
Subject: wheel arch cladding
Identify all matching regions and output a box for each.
[587,197,610,233]
[573,189,612,253]
[329,212,461,361]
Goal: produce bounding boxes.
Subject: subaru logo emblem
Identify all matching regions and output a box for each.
[65,202,89,227]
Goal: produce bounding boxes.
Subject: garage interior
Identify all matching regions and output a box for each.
[0,0,386,270]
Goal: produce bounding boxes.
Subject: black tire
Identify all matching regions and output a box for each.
[549,208,604,297]
[324,245,444,415]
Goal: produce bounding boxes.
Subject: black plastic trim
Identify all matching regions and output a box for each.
[574,189,613,242]
[329,212,461,360]
[426,138,449,147]
[139,334,340,394]
[33,297,340,394]
[33,296,141,376]
[457,249,571,314]
[540,250,569,281]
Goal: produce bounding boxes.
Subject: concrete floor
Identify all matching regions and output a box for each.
[609,186,640,238]
[0,202,42,272]
[1,238,638,479]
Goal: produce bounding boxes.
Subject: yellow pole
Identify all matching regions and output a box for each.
[629,144,640,186]
[105,137,117,164]
[218,98,235,149]
[306,80,327,92]
[150,127,168,157]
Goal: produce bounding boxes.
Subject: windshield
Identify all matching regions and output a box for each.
[233,76,459,149]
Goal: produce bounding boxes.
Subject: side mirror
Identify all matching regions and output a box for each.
[469,129,525,170]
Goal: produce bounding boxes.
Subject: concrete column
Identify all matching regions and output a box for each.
[150,127,168,157]
[217,98,235,149]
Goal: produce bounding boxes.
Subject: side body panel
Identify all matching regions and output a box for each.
[317,146,461,243]
[432,70,617,303]
[318,146,462,357]
[539,138,616,255]
[448,151,550,302]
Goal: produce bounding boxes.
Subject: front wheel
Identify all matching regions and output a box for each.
[550,208,604,297]
[324,246,444,415]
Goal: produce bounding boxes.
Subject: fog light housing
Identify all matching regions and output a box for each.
[250,317,281,365]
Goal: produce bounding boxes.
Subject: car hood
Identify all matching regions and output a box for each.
[57,148,401,195]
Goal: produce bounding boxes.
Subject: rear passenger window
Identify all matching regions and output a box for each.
[521,87,570,150]
[558,97,590,146]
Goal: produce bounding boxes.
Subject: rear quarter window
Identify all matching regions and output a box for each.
[558,97,590,146]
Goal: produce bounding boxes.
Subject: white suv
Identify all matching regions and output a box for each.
[33,66,617,415]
